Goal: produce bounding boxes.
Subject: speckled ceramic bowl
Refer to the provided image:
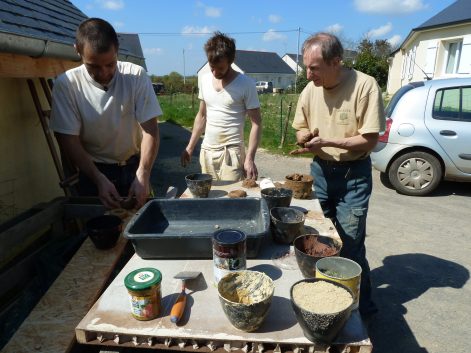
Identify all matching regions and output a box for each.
[290,278,354,344]
[218,270,274,332]
[185,173,212,198]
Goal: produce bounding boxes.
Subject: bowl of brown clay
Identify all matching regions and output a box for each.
[185,173,213,198]
[218,270,274,332]
[294,234,342,278]
[290,278,354,344]
[284,174,313,199]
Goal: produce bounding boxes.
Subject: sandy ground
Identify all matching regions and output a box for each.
[151,122,471,353]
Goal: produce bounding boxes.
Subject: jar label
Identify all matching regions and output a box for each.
[133,271,155,283]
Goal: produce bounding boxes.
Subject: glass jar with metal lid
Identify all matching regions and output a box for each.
[124,267,162,320]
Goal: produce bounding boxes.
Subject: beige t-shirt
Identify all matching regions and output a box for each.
[292,69,385,161]
[50,61,162,163]
[198,72,260,148]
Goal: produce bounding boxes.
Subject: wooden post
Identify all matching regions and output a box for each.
[279,102,293,148]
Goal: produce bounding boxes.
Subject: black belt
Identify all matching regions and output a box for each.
[314,156,367,166]
[94,154,139,167]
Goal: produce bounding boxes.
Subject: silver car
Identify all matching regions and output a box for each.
[371,77,471,196]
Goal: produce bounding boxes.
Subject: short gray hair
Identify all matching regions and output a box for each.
[302,32,343,64]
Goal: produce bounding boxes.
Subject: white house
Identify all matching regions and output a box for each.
[198,50,295,90]
[282,53,303,76]
[387,0,471,95]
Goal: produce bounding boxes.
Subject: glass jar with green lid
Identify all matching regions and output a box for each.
[124,267,162,320]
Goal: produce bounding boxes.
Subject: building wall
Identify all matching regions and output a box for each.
[0,78,62,223]
[388,23,471,95]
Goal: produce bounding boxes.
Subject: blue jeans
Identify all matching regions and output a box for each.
[311,156,376,315]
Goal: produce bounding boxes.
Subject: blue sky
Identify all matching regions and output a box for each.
[70,0,456,76]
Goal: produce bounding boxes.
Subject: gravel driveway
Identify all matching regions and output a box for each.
[152,122,471,353]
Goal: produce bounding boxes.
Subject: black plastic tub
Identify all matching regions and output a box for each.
[124,198,270,258]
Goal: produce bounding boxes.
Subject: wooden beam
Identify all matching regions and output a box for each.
[0,52,80,78]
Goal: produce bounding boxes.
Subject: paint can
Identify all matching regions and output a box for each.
[124,267,162,320]
[212,229,247,283]
[315,257,362,309]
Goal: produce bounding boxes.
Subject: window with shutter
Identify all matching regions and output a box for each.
[458,36,471,74]
[425,40,438,77]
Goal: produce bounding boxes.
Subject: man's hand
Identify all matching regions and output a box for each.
[128,170,150,209]
[244,159,258,180]
[96,174,121,209]
[290,136,323,155]
[181,147,193,167]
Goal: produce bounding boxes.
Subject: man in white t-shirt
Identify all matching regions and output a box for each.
[181,32,261,181]
[50,18,162,209]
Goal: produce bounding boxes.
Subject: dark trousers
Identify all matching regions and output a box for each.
[78,155,139,197]
[311,156,376,316]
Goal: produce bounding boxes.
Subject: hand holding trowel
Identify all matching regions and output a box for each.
[170,271,201,324]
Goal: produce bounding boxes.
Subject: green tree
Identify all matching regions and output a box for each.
[353,38,391,89]
[295,66,309,93]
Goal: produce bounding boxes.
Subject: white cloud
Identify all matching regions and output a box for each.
[205,6,222,17]
[262,29,287,42]
[144,48,163,55]
[97,0,124,10]
[387,34,402,48]
[354,0,427,14]
[268,14,282,24]
[367,22,392,38]
[181,25,215,35]
[325,23,343,34]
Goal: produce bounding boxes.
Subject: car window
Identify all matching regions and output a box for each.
[433,86,471,121]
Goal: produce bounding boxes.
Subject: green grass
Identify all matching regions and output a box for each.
[158,93,301,155]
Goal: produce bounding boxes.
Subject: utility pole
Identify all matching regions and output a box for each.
[295,27,300,94]
[183,49,186,85]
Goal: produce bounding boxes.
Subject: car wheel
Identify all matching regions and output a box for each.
[388,151,442,196]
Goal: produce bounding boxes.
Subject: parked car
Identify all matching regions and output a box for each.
[152,82,165,95]
[256,81,273,93]
[371,77,471,196]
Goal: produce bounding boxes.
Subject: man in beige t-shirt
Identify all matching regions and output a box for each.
[291,33,385,321]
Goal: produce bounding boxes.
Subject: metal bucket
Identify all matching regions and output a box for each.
[315,257,362,309]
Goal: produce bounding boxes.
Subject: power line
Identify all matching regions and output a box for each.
[137,29,300,36]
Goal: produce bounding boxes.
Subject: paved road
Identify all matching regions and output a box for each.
[152,122,471,353]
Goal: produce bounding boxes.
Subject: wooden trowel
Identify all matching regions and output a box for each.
[170,271,202,324]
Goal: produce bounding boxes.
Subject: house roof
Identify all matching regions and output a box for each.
[414,0,471,31]
[284,53,302,63]
[235,50,295,74]
[0,0,145,66]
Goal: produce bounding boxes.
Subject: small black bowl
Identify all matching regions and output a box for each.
[290,278,354,344]
[86,215,122,249]
[260,187,292,210]
[270,207,305,244]
[185,173,213,198]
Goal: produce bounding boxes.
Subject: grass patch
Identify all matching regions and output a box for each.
[158,93,301,155]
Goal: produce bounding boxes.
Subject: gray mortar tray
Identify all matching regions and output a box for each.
[124,198,270,258]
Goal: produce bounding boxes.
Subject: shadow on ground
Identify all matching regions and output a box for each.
[151,122,201,197]
[368,253,469,353]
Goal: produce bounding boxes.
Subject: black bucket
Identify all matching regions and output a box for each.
[86,215,122,249]
[261,187,292,210]
[185,173,213,198]
[270,207,305,244]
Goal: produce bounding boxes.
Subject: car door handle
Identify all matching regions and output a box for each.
[459,154,471,160]
[439,130,456,136]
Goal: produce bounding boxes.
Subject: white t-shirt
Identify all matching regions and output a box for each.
[198,72,259,148]
[50,61,162,163]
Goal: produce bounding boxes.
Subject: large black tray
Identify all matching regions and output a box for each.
[123,198,270,258]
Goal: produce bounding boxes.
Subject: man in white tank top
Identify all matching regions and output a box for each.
[180,32,261,181]
[50,18,162,209]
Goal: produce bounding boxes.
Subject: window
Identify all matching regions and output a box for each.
[433,86,471,121]
[445,41,462,74]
